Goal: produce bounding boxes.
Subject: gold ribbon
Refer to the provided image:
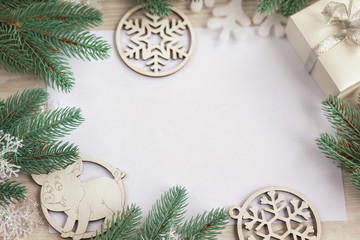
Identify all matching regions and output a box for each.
[305,0,360,72]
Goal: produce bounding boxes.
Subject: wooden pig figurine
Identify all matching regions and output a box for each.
[32,159,126,240]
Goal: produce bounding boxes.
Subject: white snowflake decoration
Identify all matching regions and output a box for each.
[207,0,250,42]
[159,226,183,240]
[116,6,195,77]
[190,0,214,12]
[252,12,288,38]
[230,187,321,240]
[0,159,21,179]
[0,197,43,240]
[0,130,22,179]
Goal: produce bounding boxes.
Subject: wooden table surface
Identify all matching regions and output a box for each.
[2,0,360,239]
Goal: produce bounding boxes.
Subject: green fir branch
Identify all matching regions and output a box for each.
[138,0,173,17]
[0,1,110,92]
[257,0,280,15]
[180,208,229,240]
[15,141,80,174]
[318,95,360,193]
[0,180,26,206]
[0,88,83,174]
[280,0,307,17]
[317,134,360,172]
[350,168,360,191]
[14,107,84,145]
[140,186,188,240]
[92,186,227,240]
[92,205,142,240]
[256,0,308,16]
[0,0,56,10]
[322,96,360,143]
[9,1,103,29]
[0,88,47,131]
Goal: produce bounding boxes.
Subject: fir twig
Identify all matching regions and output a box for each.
[0,88,47,130]
[15,141,80,174]
[0,88,84,174]
[321,96,360,143]
[140,186,188,240]
[280,0,307,17]
[180,208,229,240]
[257,0,281,15]
[14,107,84,145]
[138,0,173,17]
[317,134,360,172]
[317,95,360,193]
[0,180,26,206]
[0,1,110,92]
[256,0,308,17]
[350,168,360,191]
[92,204,142,240]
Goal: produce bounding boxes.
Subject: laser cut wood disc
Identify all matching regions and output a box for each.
[229,187,321,240]
[115,5,195,77]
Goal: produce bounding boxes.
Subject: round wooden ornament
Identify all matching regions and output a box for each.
[32,155,126,240]
[229,187,321,240]
[115,5,195,77]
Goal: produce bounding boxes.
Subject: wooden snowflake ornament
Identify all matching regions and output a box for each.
[116,5,195,77]
[32,155,126,240]
[229,187,321,240]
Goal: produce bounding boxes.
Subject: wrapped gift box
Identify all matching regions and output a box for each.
[286,0,360,97]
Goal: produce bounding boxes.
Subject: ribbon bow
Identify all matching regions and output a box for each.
[305,0,360,72]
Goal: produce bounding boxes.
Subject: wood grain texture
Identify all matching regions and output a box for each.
[2,0,359,239]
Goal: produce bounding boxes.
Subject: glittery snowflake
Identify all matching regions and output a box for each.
[0,197,44,240]
[159,226,183,240]
[0,130,22,179]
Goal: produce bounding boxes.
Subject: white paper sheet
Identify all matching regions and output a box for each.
[48,28,347,223]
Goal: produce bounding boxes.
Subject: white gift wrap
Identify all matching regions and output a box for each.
[286,0,360,97]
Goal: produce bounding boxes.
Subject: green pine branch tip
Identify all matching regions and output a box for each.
[141,185,188,239]
[92,204,142,240]
[0,180,26,206]
[0,88,83,175]
[318,95,360,194]
[180,208,229,240]
[256,0,309,17]
[0,1,110,92]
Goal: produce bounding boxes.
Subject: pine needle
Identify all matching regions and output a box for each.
[140,186,188,240]
[0,180,26,206]
[0,88,84,175]
[180,208,229,240]
[92,205,142,240]
[318,95,360,194]
[0,1,110,92]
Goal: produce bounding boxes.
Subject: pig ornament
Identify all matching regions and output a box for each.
[32,156,126,240]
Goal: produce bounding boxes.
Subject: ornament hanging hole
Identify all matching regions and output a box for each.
[229,206,242,219]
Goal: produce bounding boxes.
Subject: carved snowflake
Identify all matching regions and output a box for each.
[230,187,321,240]
[116,6,195,77]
